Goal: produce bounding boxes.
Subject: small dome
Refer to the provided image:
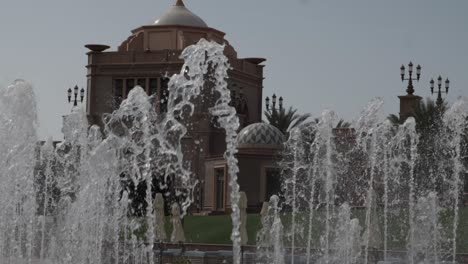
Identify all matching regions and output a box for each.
[154,0,208,28]
[237,123,284,148]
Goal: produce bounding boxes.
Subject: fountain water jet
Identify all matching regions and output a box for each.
[256,195,285,264]
[0,39,243,264]
[279,97,468,264]
[1,44,468,264]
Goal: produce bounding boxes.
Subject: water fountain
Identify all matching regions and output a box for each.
[325,203,362,264]
[0,39,242,264]
[0,38,467,264]
[256,195,285,264]
[281,97,468,264]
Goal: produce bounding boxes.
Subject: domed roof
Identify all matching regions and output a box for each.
[237,123,284,148]
[154,0,208,28]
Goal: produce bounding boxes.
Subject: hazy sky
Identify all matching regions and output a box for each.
[1,0,467,140]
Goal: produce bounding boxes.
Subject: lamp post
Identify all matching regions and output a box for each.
[265,94,283,113]
[400,62,421,95]
[67,85,85,106]
[430,76,449,108]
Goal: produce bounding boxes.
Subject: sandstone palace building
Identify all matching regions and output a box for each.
[84,0,283,213]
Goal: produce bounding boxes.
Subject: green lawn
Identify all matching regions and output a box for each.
[167,214,261,246]
[160,207,468,253]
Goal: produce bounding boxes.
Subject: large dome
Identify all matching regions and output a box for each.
[154,0,208,28]
[237,123,284,148]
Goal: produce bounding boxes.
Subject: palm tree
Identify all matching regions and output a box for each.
[387,114,401,125]
[312,117,351,128]
[463,116,468,194]
[414,98,447,133]
[387,98,447,131]
[335,119,351,128]
[264,106,311,136]
[387,98,454,194]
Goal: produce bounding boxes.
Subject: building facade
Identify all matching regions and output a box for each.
[85,0,282,213]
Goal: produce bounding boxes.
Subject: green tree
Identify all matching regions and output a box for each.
[387,114,401,126]
[387,98,457,196]
[387,98,447,129]
[264,106,312,136]
[335,119,351,128]
[311,117,351,128]
[463,116,468,194]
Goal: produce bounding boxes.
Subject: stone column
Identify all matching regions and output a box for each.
[398,94,422,124]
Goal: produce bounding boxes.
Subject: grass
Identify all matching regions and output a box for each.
[168,214,261,246]
[134,207,468,253]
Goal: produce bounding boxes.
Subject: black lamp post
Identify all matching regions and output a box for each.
[430,76,449,108]
[265,93,283,113]
[67,85,85,106]
[400,62,421,95]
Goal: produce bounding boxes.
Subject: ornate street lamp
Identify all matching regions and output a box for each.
[67,85,85,106]
[430,75,449,108]
[400,62,421,95]
[265,93,283,113]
